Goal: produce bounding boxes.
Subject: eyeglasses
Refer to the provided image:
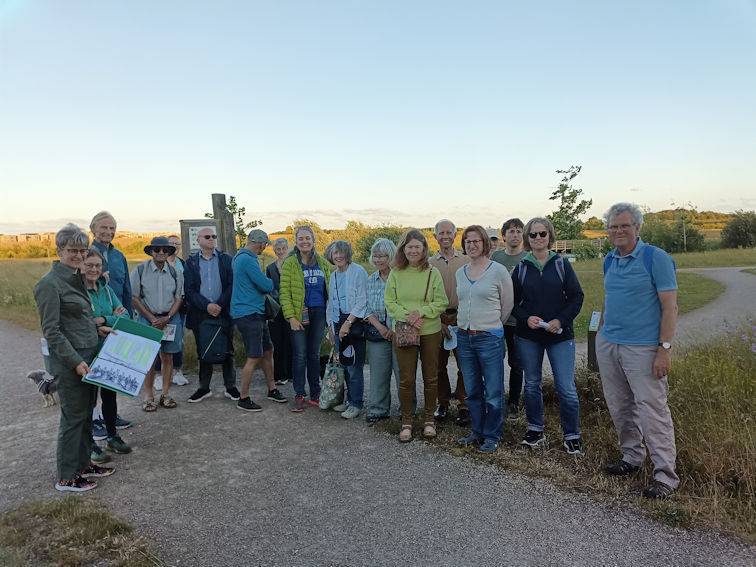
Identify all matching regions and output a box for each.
[152,247,172,254]
[202,235,217,240]
[528,231,548,239]
[83,262,102,270]
[607,223,636,232]
[464,239,483,246]
[63,248,88,256]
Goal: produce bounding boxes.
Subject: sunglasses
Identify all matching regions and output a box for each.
[529,231,548,239]
[63,248,88,256]
[152,247,172,254]
[202,234,218,240]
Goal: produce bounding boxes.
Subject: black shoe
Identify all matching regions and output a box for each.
[564,438,583,455]
[521,430,546,447]
[606,460,640,476]
[224,387,241,401]
[267,389,287,403]
[434,405,448,421]
[643,480,674,499]
[237,397,262,412]
[366,413,389,423]
[188,388,212,403]
[455,409,471,427]
[506,402,519,420]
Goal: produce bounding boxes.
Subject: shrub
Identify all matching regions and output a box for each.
[572,241,600,260]
[721,210,756,248]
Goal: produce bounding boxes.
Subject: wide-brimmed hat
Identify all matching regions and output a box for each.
[144,236,176,256]
[247,229,272,245]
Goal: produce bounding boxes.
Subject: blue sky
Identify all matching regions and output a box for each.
[1,1,755,234]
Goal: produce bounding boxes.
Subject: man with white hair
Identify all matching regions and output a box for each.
[597,202,679,499]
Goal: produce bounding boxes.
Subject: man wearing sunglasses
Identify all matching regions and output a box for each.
[130,236,185,412]
[184,227,240,404]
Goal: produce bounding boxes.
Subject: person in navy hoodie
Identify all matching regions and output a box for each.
[512,217,584,455]
[184,227,240,404]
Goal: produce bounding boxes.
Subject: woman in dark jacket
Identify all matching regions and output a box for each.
[266,238,292,385]
[512,217,584,455]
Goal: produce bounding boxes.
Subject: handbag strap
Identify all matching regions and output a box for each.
[422,267,433,304]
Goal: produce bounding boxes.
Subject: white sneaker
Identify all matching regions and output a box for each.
[154,376,163,390]
[172,372,189,386]
[341,405,362,419]
[332,402,348,412]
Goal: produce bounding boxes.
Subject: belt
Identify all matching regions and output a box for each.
[458,328,485,335]
[155,312,170,316]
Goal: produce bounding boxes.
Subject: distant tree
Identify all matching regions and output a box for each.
[641,213,705,253]
[205,195,261,240]
[354,225,406,263]
[547,165,592,240]
[583,216,605,230]
[721,210,756,248]
[288,218,332,251]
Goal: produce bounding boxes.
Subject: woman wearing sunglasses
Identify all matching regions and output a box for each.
[511,217,584,454]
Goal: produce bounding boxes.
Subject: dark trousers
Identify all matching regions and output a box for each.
[504,325,524,406]
[192,326,236,391]
[394,331,442,424]
[100,387,117,438]
[269,313,292,382]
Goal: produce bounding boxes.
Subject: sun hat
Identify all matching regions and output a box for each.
[144,236,176,256]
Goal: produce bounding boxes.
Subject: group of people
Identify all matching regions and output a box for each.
[35,202,680,500]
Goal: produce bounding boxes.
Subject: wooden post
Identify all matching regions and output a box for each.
[587,330,599,372]
[212,194,237,255]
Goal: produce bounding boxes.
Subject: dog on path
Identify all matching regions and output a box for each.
[27,369,58,407]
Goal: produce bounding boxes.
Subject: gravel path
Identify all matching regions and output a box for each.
[2,313,755,566]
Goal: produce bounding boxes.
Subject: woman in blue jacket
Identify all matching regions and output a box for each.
[512,218,584,455]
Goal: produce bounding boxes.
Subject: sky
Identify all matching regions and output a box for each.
[1,1,755,235]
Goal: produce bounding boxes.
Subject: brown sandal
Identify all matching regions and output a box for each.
[399,425,412,443]
[159,395,177,409]
[422,422,437,439]
[142,399,158,412]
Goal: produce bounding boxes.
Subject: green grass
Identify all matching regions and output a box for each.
[376,322,756,543]
[670,247,756,268]
[0,497,161,566]
[742,268,756,276]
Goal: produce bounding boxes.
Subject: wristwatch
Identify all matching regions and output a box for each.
[658,342,672,350]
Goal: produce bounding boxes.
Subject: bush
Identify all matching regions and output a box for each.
[640,219,706,253]
[721,210,756,248]
[354,225,405,263]
[572,241,600,260]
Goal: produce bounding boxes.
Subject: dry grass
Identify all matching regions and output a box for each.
[0,497,162,566]
[376,327,756,543]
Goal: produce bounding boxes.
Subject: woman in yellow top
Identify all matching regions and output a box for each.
[384,229,448,442]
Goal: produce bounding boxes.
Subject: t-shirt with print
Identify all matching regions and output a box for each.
[302,262,326,307]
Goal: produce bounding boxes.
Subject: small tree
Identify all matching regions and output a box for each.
[547,165,593,240]
[205,195,261,240]
[721,210,756,248]
[354,225,406,263]
[583,216,605,230]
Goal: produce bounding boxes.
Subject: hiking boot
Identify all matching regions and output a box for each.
[564,438,583,455]
[506,403,519,420]
[172,371,189,385]
[308,393,320,406]
[114,415,132,429]
[92,419,107,441]
[341,405,362,419]
[189,388,212,403]
[267,389,288,403]
[643,480,675,499]
[80,464,115,478]
[224,387,241,401]
[479,439,499,453]
[521,430,546,447]
[90,444,111,464]
[291,395,306,412]
[458,434,483,446]
[366,413,389,423]
[606,460,640,476]
[56,476,97,492]
[455,409,472,427]
[434,404,448,421]
[106,436,132,454]
[237,397,263,412]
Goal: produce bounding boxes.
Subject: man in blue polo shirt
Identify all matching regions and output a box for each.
[597,202,679,499]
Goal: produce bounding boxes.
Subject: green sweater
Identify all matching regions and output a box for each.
[384,265,448,335]
[34,261,99,374]
[279,251,333,323]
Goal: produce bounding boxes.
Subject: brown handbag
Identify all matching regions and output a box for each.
[394,268,433,348]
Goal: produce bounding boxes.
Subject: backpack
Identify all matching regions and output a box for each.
[517,255,565,287]
[602,244,675,286]
[197,317,228,363]
[136,261,178,299]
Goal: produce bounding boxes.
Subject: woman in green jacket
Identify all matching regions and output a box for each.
[279,226,333,412]
[83,248,131,458]
[34,224,115,492]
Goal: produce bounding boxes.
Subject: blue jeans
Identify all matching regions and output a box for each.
[456,331,506,442]
[367,339,400,416]
[333,325,366,409]
[290,306,326,398]
[516,336,580,440]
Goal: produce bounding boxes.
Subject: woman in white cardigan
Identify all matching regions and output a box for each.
[325,240,368,419]
[455,225,514,452]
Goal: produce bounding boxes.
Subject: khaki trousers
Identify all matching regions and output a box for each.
[394,331,442,425]
[596,333,679,488]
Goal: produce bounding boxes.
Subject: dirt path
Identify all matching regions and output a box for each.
[2,311,755,566]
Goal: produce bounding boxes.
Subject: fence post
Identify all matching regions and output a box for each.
[211,194,237,255]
